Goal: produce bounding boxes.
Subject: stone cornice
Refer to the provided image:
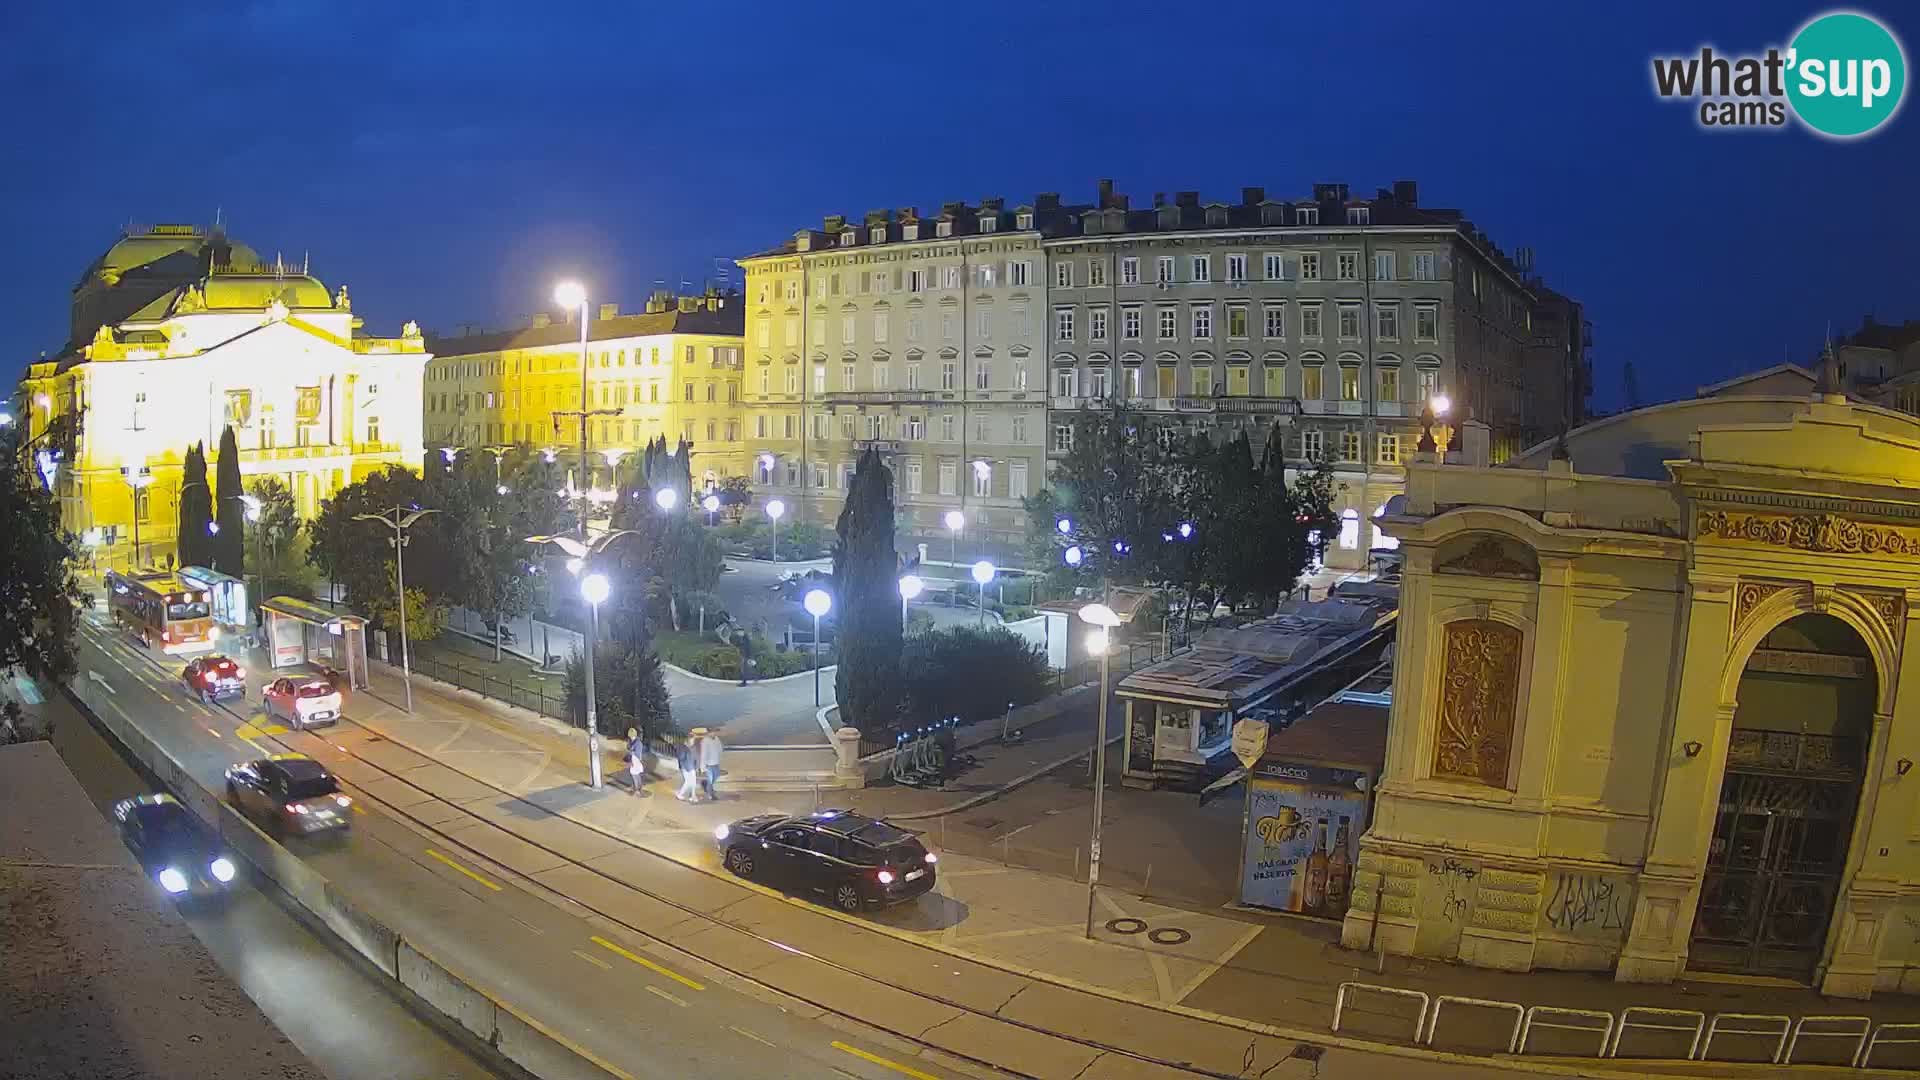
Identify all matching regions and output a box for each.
[1698,508,1920,557]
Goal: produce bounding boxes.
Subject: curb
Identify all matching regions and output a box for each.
[884,731,1120,821]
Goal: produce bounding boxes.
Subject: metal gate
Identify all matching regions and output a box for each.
[1690,731,1863,978]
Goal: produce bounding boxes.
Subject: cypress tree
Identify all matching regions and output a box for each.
[832,447,902,731]
[213,425,246,575]
[176,443,213,570]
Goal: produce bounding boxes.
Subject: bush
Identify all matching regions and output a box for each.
[900,625,1049,727]
[712,521,833,560]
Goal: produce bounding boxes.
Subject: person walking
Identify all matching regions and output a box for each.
[677,731,703,802]
[699,727,724,801]
[624,727,646,796]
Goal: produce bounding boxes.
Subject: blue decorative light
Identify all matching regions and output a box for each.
[1056,517,1073,535]
[1178,521,1194,539]
[1063,545,1084,567]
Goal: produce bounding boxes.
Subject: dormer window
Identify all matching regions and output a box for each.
[1016,212,1033,230]
[839,231,855,247]
[903,223,920,241]
[1260,204,1285,226]
[978,215,998,233]
[1297,206,1320,226]
[870,226,886,244]
[1347,207,1371,225]
[937,221,953,237]
[1205,207,1227,226]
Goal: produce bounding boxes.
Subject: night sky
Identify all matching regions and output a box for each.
[4,0,1914,411]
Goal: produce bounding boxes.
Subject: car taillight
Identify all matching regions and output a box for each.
[925,852,938,864]
[288,802,310,815]
[876,869,895,884]
[235,667,245,678]
[204,672,216,683]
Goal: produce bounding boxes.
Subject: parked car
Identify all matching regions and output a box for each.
[224,754,352,837]
[263,676,342,730]
[715,809,936,912]
[181,654,247,704]
[112,793,237,900]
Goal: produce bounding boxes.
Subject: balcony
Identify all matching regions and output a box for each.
[1216,396,1302,416]
[855,439,902,455]
[1172,397,1218,413]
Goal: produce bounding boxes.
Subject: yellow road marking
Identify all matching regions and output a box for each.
[571,949,612,970]
[589,934,704,991]
[644,985,688,1007]
[425,848,502,892]
[730,1025,774,1046]
[830,1042,941,1080]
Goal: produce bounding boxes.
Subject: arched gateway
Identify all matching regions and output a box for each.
[1343,389,1920,999]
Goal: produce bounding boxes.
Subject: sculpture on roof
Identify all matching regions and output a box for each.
[89,324,114,355]
[334,285,351,312]
[175,283,205,313]
[401,319,421,339]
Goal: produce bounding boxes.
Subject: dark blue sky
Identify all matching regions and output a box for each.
[4,0,1913,411]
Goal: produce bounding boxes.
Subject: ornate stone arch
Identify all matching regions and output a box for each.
[1718,584,1898,716]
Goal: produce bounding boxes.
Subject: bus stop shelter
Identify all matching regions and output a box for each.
[261,597,368,690]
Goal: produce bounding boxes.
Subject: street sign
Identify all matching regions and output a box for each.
[1232,717,1270,769]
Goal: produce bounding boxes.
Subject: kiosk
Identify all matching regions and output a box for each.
[260,597,369,690]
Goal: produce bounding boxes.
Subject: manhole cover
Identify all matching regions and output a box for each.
[1289,1043,1324,1062]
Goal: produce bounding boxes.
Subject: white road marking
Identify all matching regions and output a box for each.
[85,671,117,695]
[644,985,688,1007]
[571,949,612,970]
[729,1025,774,1046]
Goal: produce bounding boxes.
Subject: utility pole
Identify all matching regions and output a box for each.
[354,506,439,713]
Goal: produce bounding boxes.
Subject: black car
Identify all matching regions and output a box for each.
[225,754,352,837]
[111,794,237,899]
[182,654,247,703]
[715,810,936,912]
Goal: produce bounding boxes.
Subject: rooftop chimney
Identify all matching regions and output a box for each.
[1036,192,1060,211]
[1097,178,1114,207]
[1153,192,1166,208]
[597,302,619,321]
[823,214,845,231]
[1392,180,1418,206]
[1175,191,1200,209]
[1241,186,1266,206]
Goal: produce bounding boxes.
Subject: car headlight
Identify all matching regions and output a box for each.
[209,857,236,883]
[158,867,189,894]
[713,824,730,841]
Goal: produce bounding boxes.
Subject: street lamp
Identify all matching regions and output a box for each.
[654,487,679,513]
[122,464,154,570]
[1077,600,1122,940]
[897,574,922,625]
[580,571,612,789]
[702,493,720,526]
[971,560,995,624]
[240,494,263,618]
[803,588,831,706]
[766,498,786,559]
[554,280,592,540]
[943,509,965,572]
[352,506,440,714]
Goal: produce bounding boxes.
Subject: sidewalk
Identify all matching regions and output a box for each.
[320,654,1920,1071]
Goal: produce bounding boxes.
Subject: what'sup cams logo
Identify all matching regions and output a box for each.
[1652,10,1906,138]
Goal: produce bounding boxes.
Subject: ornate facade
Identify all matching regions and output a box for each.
[19,226,428,568]
[1346,387,1920,998]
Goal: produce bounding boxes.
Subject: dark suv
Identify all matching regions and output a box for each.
[715,810,936,912]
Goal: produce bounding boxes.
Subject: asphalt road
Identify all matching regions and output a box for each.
[65,604,995,1080]
[42,689,512,1080]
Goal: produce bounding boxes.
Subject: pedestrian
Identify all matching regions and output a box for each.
[625,727,645,796]
[677,731,702,802]
[700,727,724,801]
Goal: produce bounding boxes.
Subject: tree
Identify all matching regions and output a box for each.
[831,446,903,731]
[1022,402,1178,588]
[0,423,86,684]
[1285,428,1340,568]
[173,443,212,570]
[900,625,1049,726]
[306,465,439,617]
[212,425,246,575]
[563,639,673,741]
[246,477,301,602]
[364,584,443,651]
[716,475,752,522]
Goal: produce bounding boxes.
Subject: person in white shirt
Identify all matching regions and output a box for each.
[699,729,724,801]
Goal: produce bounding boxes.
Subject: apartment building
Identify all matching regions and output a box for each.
[424,290,745,488]
[1044,180,1588,568]
[738,201,1054,562]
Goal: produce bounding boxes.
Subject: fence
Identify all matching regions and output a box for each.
[407,650,573,725]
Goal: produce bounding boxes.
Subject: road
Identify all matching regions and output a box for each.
[39,686,511,1080]
[64,601,998,1080]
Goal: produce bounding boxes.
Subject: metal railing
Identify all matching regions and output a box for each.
[407,649,572,724]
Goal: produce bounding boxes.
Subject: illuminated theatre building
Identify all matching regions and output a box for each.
[19,225,428,567]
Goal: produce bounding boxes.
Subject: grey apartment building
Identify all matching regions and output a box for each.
[1043,180,1589,569]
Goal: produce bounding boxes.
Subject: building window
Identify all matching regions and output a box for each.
[939,461,957,495]
[840,315,855,343]
[785,460,800,486]
[1191,366,1213,396]
[1300,303,1323,340]
[1015,364,1029,391]
[1413,252,1438,281]
[812,463,829,489]
[1157,307,1178,341]
[1016,212,1033,230]
[1054,261,1072,288]
[1089,367,1110,399]
[1301,428,1324,460]
[1055,308,1075,342]
[1054,368,1078,399]
[815,365,828,394]
[1226,254,1246,282]
[908,269,927,293]
[1264,253,1285,281]
[941,362,956,391]
[783,320,799,347]
[973,462,992,497]
[1011,414,1027,443]
[1303,364,1323,400]
[1090,308,1108,342]
[1297,206,1320,226]
[365,415,380,444]
[1156,256,1175,284]
[1376,432,1401,465]
[1338,507,1360,548]
[685,382,696,402]
[1189,256,1210,283]
[784,414,796,439]
[1340,366,1360,401]
[941,413,955,441]
[1120,257,1139,285]
[1374,252,1394,281]
[979,215,998,234]
[1376,304,1400,342]
[224,390,252,428]
[906,459,923,494]
[1191,306,1212,340]
[1264,365,1285,398]
[1088,260,1106,287]
[1340,429,1361,461]
[841,363,856,390]
[1226,305,1249,339]
[906,362,921,390]
[1418,367,1438,400]
[1300,253,1321,281]
[900,414,922,440]
[1379,367,1399,401]
[976,310,992,341]
[1010,260,1030,287]
[1415,304,1439,342]
[874,363,890,390]
[874,313,889,343]
[936,221,953,238]
[1347,207,1371,225]
[1125,366,1142,398]
[1009,460,1029,499]
[785,367,800,394]
[1337,305,1361,341]
[976,361,991,390]
[1263,304,1285,340]
[1053,423,1073,452]
[1121,307,1142,340]
[755,415,768,439]
[1337,252,1359,281]
[907,316,922,342]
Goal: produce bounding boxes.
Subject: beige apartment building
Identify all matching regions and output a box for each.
[738,201,1053,562]
[424,290,746,489]
[1044,180,1589,570]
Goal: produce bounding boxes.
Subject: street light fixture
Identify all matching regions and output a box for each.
[702,493,720,525]
[240,494,264,616]
[944,510,965,597]
[970,560,995,624]
[579,571,612,790]
[654,487,679,513]
[897,573,922,625]
[803,588,832,707]
[353,506,440,714]
[1077,600,1123,940]
[766,498,786,559]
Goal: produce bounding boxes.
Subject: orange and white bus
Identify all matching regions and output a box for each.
[106,571,219,654]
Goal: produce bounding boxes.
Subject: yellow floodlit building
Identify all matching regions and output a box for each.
[19,225,428,569]
[424,290,745,489]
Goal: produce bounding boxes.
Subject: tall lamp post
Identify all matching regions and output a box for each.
[766,498,786,560]
[579,571,612,789]
[803,588,831,707]
[239,494,263,619]
[943,510,965,577]
[702,493,720,527]
[897,574,922,626]
[1077,600,1121,940]
[971,560,996,624]
[122,464,153,570]
[353,506,439,714]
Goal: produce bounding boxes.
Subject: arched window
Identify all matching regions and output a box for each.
[1338,508,1361,549]
[1372,504,1399,551]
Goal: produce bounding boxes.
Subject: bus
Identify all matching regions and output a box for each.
[106,571,219,654]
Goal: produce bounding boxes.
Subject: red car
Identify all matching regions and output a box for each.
[181,654,246,704]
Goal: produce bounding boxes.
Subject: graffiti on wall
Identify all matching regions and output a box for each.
[1541,871,1633,939]
[1413,855,1480,957]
